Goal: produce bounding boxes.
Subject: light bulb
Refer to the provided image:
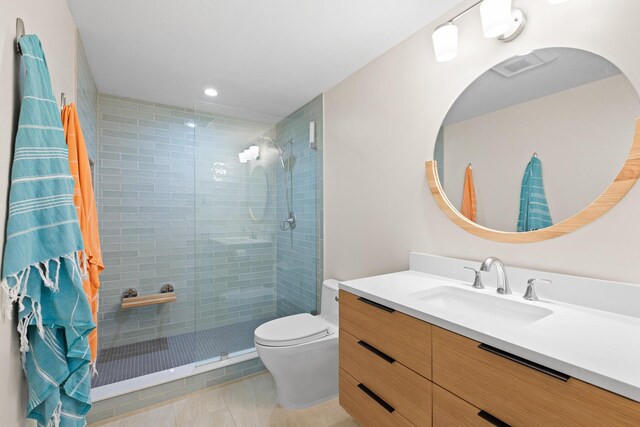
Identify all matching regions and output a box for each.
[480,0,512,38]
[248,145,260,159]
[432,23,458,63]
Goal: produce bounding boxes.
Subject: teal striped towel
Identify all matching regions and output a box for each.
[1,35,94,427]
[517,155,553,232]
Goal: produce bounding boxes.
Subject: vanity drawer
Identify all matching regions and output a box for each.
[433,385,498,427]
[339,368,414,427]
[340,329,432,426]
[432,327,640,426]
[339,290,432,379]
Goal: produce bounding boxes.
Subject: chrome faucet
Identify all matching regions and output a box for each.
[463,266,485,289]
[480,257,511,295]
[242,226,258,240]
[523,278,551,301]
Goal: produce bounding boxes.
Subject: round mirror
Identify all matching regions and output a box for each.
[248,165,269,221]
[430,47,640,241]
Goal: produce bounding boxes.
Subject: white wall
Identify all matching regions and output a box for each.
[443,74,638,231]
[324,0,640,284]
[1,1,77,426]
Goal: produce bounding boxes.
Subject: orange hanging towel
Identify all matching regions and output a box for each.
[460,164,477,222]
[62,104,104,363]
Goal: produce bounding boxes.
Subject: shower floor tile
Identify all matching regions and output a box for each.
[92,318,273,388]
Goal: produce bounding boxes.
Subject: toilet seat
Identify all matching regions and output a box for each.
[255,313,333,347]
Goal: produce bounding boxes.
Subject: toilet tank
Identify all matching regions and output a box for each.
[319,279,340,325]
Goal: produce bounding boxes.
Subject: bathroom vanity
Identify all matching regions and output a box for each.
[338,253,640,426]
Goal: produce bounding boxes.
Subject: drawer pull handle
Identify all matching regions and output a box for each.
[357,340,396,364]
[477,410,511,427]
[357,297,395,313]
[357,383,395,413]
[478,343,570,382]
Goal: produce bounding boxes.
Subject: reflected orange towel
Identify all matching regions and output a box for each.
[460,165,477,222]
[62,104,104,363]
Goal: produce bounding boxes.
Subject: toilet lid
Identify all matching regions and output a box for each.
[254,313,333,347]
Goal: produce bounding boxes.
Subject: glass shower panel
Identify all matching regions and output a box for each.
[273,98,322,319]
[193,98,322,365]
[92,95,198,387]
[194,102,282,364]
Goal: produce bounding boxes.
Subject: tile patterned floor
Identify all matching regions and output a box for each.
[90,372,357,427]
[93,318,274,387]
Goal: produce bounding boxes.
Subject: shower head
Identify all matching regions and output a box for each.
[257,136,286,156]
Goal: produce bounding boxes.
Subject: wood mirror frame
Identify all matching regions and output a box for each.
[425,119,640,243]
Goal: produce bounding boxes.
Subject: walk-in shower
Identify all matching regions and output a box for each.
[91,95,323,399]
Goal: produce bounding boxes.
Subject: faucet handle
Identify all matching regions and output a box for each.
[524,278,551,301]
[463,266,485,290]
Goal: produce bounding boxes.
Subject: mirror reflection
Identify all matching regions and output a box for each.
[434,47,640,232]
[248,164,270,222]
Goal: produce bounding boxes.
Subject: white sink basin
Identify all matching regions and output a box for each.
[409,286,553,330]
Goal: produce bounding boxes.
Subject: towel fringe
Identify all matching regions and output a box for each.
[17,311,34,353]
[54,258,61,290]
[2,252,79,348]
[80,250,89,281]
[47,401,62,427]
[35,262,57,293]
[1,278,17,320]
[32,300,44,339]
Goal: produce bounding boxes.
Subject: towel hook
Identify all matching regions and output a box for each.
[533,152,538,158]
[16,18,25,55]
[468,162,473,169]
[60,93,67,108]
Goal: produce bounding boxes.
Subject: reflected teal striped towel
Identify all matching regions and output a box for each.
[1,35,94,427]
[517,155,553,232]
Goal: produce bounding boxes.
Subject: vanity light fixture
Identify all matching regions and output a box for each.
[248,145,260,159]
[238,145,260,163]
[480,0,512,38]
[433,23,459,62]
[432,0,527,63]
[204,87,218,97]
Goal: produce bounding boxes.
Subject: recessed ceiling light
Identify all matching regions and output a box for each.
[204,88,218,97]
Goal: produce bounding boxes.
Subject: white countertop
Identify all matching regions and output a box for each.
[340,269,640,402]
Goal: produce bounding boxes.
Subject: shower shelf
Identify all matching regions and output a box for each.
[121,292,177,310]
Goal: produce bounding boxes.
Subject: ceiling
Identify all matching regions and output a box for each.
[67,0,464,121]
[444,47,624,125]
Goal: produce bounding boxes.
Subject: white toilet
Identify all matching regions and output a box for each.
[255,279,339,409]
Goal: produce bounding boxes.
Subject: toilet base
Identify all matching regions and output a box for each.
[256,335,339,409]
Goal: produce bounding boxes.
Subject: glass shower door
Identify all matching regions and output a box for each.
[193,101,283,365]
[193,97,322,366]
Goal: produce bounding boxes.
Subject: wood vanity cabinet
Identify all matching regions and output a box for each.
[338,290,640,427]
